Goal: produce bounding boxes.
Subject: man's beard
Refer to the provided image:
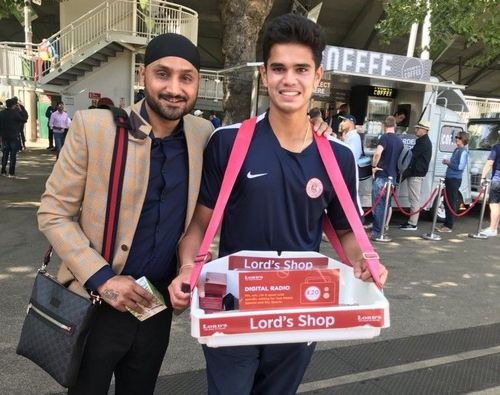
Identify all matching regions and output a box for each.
[144,90,196,121]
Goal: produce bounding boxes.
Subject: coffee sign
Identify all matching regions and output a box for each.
[322,46,432,82]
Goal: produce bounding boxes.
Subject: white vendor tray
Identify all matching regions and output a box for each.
[191,251,389,348]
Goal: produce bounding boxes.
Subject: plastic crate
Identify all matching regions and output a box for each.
[191,251,390,348]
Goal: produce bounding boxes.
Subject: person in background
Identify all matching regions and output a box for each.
[370,116,403,240]
[437,131,469,233]
[394,110,407,126]
[12,97,28,151]
[45,102,57,150]
[0,99,24,178]
[194,109,204,117]
[339,114,362,160]
[399,120,433,230]
[170,14,387,395]
[479,142,500,237]
[330,103,349,136]
[96,97,115,109]
[209,111,221,128]
[49,101,71,158]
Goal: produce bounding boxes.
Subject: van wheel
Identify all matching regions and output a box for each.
[429,195,446,222]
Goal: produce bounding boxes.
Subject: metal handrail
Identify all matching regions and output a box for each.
[0,0,198,82]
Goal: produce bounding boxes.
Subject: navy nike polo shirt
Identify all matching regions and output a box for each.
[198,112,361,257]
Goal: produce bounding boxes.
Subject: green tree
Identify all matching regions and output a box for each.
[377,0,500,66]
[0,0,26,20]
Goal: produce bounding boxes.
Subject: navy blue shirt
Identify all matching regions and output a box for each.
[375,133,403,180]
[86,104,188,292]
[198,113,359,257]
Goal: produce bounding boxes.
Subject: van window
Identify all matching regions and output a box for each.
[439,125,464,152]
[468,121,500,150]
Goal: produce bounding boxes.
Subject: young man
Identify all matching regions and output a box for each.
[169,14,388,395]
[38,33,215,394]
[370,116,403,239]
[399,120,433,230]
[339,114,362,160]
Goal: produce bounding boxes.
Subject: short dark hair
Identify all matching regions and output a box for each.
[57,101,64,106]
[5,99,14,108]
[11,97,18,104]
[262,14,325,68]
[457,131,469,145]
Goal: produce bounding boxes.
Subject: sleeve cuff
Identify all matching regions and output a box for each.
[85,265,116,292]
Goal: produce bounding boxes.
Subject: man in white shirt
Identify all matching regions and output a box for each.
[340,114,362,160]
[49,101,71,158]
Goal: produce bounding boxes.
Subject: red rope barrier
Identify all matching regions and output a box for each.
[442,186,485,217]
[391,187,439,217]
[363,186,387,217]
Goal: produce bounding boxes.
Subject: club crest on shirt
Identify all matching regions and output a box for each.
[306,178,323,199]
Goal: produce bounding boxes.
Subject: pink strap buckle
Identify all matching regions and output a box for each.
[362,252,380,261]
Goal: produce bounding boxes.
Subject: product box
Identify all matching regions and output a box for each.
[127,276,167,321]
[204,272,227,296]
[238,269,339,310]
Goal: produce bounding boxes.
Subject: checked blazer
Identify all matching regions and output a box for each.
[38,100,214,296]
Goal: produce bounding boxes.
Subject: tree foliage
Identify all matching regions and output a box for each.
[0,0,25,20]
[377,0,500,66]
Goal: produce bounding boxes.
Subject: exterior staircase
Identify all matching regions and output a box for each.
[0,0,198,89]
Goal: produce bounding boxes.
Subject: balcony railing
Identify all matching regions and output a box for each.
[134,67,224,102]
[0,0,198,83]
[0,42,38,82]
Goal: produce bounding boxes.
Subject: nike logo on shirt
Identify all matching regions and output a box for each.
[246,171,268,179]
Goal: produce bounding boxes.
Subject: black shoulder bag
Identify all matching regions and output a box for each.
[16,108,130,388]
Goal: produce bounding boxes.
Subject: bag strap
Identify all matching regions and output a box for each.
[101,109,129,262]
[42,109,129,268]
[313,133,382,288]
[189,117,257,290]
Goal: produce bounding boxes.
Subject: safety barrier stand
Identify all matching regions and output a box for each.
[468,179,491,239]
[422,178,445,241]
[373,176,393,243]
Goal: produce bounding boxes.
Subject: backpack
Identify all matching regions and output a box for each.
[397,145,412,181]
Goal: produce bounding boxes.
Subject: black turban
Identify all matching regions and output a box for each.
[144,33,201,70]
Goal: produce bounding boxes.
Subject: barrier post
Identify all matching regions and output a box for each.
[422,178,444,241]
[468,179,491,239]
[374,177,393,243]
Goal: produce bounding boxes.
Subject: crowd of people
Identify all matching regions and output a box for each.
[308,105,499,240]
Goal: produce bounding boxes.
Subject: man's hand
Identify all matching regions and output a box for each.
[97,275,154,313]
[168,265,193,310]
[311,119,335,138]
[352,260,389,286]
[372,166,382,178]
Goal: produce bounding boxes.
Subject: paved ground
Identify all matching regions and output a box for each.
[1,143,499,394]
